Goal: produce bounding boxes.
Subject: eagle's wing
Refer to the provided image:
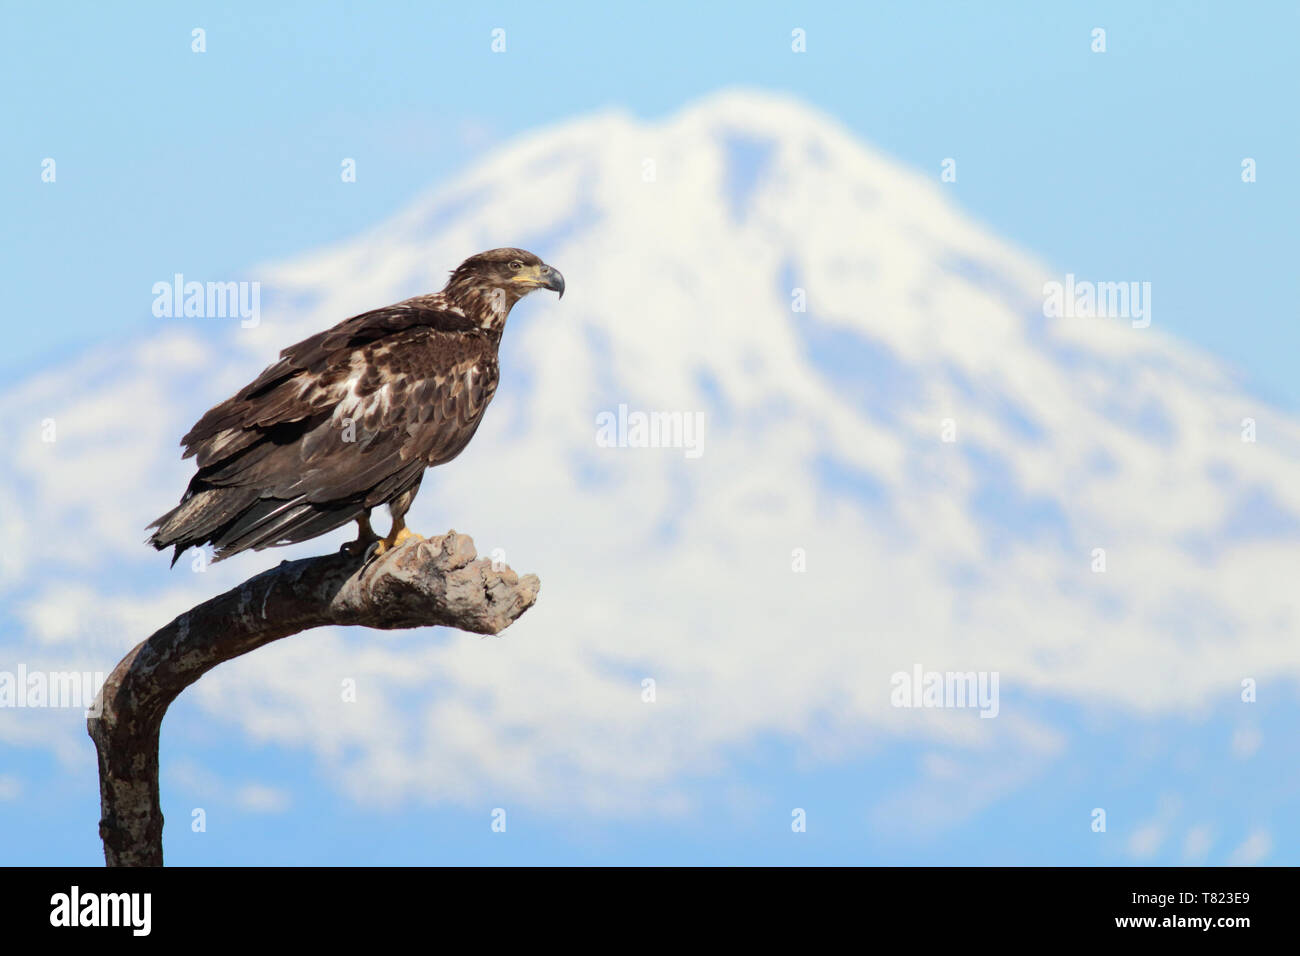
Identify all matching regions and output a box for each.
[199,325,499,501]
[148,305,499,561]
[182,301,479,467]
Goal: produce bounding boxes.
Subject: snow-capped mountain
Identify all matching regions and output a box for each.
[5,90,1299,816]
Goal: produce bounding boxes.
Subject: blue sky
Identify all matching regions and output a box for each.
[6,1,1298,408]
[3,2,1298,865]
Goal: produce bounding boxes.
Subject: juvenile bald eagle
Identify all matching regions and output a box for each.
[147,248,564,565]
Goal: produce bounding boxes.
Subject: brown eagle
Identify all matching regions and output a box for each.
[147,248,564,565]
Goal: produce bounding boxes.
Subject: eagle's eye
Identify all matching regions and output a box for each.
[508,260,523,271]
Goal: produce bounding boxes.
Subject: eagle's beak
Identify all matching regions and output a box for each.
[541,264,565,298]
[513,263,565,298]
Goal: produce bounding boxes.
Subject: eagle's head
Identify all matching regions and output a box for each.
[444,248,565,329]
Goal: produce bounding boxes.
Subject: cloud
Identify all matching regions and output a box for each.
[1227,829,1272,866]
[1230,725,1262,760]
[165,759,291,815]
[1128,823,1164,861]
[1127,794,1182,861]
[234,784,292,814]
[869,715,1065,837]
[1182,824,1213,863]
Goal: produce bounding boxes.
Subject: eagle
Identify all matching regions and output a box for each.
[147,248,564,565]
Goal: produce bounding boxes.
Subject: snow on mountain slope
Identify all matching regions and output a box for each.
[4,90,1299,815]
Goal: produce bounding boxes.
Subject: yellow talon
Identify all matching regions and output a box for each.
[392,527,423,546]
[366,526,424,559]
[357,522,426,562]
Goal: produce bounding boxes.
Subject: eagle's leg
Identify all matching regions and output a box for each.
[368,488,425,557]
[341,511,381,556]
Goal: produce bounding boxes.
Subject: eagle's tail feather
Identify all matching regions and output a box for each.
[148,488,363,565]
[210,497,365,561]
[211,494,312,548]
[146,487,261,565]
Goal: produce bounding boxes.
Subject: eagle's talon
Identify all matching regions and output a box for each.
[342,514,380,558]
[392,527,424,547]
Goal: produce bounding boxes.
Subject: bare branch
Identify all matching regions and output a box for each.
[87,530,539,866]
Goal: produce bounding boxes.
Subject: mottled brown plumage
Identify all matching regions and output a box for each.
[147,248,564,564]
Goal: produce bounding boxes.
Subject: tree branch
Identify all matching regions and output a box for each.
[87,530,540,866]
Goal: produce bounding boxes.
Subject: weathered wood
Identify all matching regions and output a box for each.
[88,531,539,866]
